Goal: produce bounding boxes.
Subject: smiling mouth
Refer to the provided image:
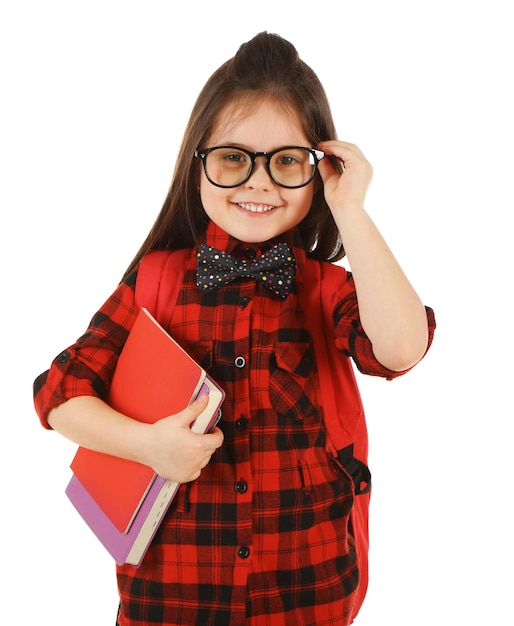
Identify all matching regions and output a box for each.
[237,202,276,213]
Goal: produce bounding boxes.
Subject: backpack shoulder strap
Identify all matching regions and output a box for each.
[300,258,371,620]
[135,249,191,325]
[300,259,368,473]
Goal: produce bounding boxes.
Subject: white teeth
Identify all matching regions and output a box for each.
[238,203,275,213]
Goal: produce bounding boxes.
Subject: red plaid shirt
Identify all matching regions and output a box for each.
[34,221,435,626]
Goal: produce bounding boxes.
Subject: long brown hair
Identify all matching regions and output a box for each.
[124,32,344,277]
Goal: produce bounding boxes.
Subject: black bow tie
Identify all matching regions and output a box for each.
[196,243,296,299]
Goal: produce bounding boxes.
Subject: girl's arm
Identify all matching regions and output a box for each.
[318,140,429,372]
[48,394,224,483]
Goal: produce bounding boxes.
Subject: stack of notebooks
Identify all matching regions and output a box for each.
[65,307,225,567]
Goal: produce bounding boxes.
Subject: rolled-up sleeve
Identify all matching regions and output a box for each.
[332,272,436,380]
[33,271,139,428]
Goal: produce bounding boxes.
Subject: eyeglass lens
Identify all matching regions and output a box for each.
[203,147,319,188]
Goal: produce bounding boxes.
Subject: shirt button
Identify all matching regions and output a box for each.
[301,355,311,369]
[236,417,249,431]
[234,356,246,368]
[239,297,250,309]
[57,351,70,363]
[234,480,248,494]
[243,247,257,259]
[237,545,250,559]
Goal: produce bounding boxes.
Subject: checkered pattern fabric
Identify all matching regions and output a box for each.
[34,221,435,625]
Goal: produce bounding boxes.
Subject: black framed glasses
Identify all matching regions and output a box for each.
[194,145,325,189]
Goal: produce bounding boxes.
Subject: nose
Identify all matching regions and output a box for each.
[244,156,274,189]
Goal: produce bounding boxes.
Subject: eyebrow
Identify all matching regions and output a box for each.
[206,143,311,151]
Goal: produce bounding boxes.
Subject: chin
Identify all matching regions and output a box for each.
[229,228,283,244]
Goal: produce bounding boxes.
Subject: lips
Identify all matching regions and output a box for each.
[237,202,276,213]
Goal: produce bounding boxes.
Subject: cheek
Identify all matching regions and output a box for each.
[295,187,315,219]
[199,177,221,216]
[199,173,209,201]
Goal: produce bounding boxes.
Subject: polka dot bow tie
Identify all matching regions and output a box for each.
[196,243,296,299]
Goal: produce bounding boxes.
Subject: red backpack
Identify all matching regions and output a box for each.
[136,249,371,622]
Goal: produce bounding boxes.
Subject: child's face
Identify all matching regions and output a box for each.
[199,100,315,244]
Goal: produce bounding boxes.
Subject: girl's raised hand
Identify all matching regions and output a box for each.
[317,140,373,213]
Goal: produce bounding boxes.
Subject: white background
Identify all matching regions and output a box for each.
[1,1,512,624]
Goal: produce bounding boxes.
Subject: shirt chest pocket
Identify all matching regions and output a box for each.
[269,341,319,422]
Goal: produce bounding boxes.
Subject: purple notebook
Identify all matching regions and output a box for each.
[66,473,179,567]
[65,378,224,567]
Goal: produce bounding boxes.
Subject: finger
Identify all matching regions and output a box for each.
[188,468,202,482]
[317,154,337,183]
[204,426,224,449]
[317,143,348,175]
[318,140,365,165]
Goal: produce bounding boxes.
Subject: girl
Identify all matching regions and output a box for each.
[34,32,435,625]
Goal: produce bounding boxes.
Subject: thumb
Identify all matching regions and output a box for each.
[178,390,210,427]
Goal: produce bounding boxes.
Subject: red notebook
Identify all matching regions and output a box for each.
[69,307,224,534]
